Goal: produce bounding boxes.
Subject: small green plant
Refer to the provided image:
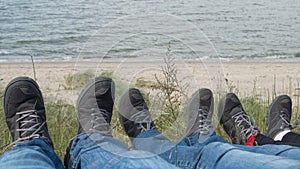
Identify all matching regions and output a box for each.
[149,43,189,141]
[224,77,239,94]
[135,77,156,89]
[100,70,114,78]
[241,96,268,133]
[64,69,95,89]
[0,89,11,150]
[295,53,300,58]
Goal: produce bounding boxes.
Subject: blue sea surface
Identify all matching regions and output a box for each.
[0,0,300,62]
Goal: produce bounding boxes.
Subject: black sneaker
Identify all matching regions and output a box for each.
[266,95,292,139]
[185,88,214,137]
[4,76,53,148]
[76,76,115,136]
[118,88,155,139]
[218,93,258,144]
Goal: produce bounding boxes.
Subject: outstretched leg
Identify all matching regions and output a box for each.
[0,77,63,169]
[64,76,178,169]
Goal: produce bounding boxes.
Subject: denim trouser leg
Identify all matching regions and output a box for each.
[234,144,300,161]
[67,133,179,169]
[198,142,300,169]
[133,129,204,169]
[195,132,300,168]
[0,138,63,169]
[192,132,300,161]
[190,131,300,161]
[134,129,300,169]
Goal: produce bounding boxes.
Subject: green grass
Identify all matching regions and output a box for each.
[64,69,95,89]
[295,53,300,58]
[46,100,77,158]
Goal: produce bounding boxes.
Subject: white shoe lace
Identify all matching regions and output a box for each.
[198,109,212,135]
[89,108,112,135]
[232,111,256,139]
[131,109,155,132]
[279,111,292,129]
[4,109,45,151]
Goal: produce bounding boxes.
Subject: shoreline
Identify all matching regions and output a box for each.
[1,56,300,64]
[1,61,300,105]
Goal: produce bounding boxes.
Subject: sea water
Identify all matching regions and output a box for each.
[1,0,299,62]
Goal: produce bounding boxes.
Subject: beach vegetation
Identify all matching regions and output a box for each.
[149,44,188,142]
[64,69,95,89]
[100,70,114,78]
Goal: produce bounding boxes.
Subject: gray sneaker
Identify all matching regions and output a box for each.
[266,95,292,139]
[185,88,214,137]
[4,77,53,148]
[76,76,115,136]
[118,88,155,139]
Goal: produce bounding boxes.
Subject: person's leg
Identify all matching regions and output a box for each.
[218,92,261,145]
[67,133,178,169]
[197,141,300,169]
[218,92,300,147]
[188,130,300,162]
[65,76,178,169]
[119,88,300,169]
[217,93,300,159]
[0,139,62,169]
[118,88,203,168]
[136,128,300,169]
[255,132,300,147]
[282,132,300,142]
[187,91,300,168]
[266,95,300,144]
[0,77,63,168]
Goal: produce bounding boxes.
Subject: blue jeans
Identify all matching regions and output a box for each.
[0,138,63,169]
[67,133,179,168]
[1,134,178,169]
[133,129,300,169]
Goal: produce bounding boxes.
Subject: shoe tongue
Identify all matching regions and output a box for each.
[95,89,113,120]
[224,99,239,114]
[11,87,36,104]
[130,92,147,110]
[131,92,143,101]
[200,93,211,100]
[280,100,291,116]
[232,106,243,114]
[96,86,109,95]
[8,88,38,118]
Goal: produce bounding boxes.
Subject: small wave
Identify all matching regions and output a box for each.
[0,59,8,63]
[0,50,10,55]
[16,35,87,45]
[252,3,264,6]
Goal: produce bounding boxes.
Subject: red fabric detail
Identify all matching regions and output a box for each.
[245,132,258,146]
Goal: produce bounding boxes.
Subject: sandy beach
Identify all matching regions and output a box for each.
[1,61,300,105]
